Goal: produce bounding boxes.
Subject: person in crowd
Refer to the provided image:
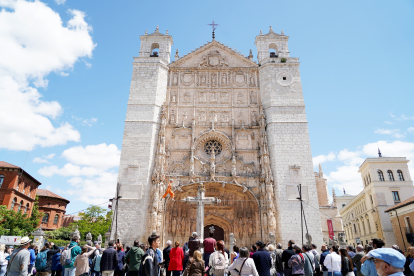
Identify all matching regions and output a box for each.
[339,248,353,276]
[188,233,200,259]
[182,242,189,272]
[52,247,63,276]
[302,245,314,276]
[6,237,31,276]
[402,247,414,276]
[275,244,284,276]
[141,235,160,276]
[370,248,405,276]
[0,244,7,276]
[125,240,144,276]
[182,251,205,276]
[253,241,271,276]
[392,245,404,256]
[73,245,97,276]
[203,231,216,268]
[100,241,118,276]
[162,241,172,276]
[269,244,280,276]
[231,246,240,265]
[64,237,83,276]
[323,245,341,276]
[114,244,125,276]
[28,245,36,276]
[347,246,356,259]
[168,241,183,276]
[288,245,304,276]
[209,241,228,276]
[351,245,365,276]
[229,247,259,276]
[35,242,61,276]
[360,246,375,276]
[92,249,103,276]
[90,242,101,276]
[250,245,257,259]
[282,240,295,276]
[310,244,320,276]
[372,239,385,249]
[320,245,330,276]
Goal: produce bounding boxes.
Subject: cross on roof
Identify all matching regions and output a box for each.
[207,20,219,40]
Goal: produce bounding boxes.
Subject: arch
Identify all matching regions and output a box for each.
[378,170,385,181]
[194,130,232,156]
[398,170,404,181]
[11,197,16,209]
[268,43,278,57]
[54,214,59,224]
[25,203,29,214]
[0,175,4,187]
[18,200,23,212]
[150,43,160,57]
[387,170,395,181]
[42,213,49,223]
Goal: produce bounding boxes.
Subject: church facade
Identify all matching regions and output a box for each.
[111,26,323,247]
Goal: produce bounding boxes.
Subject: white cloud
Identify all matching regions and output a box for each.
[38,143,121,204]
[33,157,49,164]
[0,0,96,151]
[54,0,66,5]
[384,121,392,125]
[375,128,405,139]
[60,72,69,77]
[45,153,56,159]
[82,117,98,126]
[408,127,414,133]
[312,152,335,168]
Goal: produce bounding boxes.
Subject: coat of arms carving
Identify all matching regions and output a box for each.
[199,50,229,67]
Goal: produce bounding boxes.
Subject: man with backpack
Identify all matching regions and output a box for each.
[35,242,61,276]
[62,237,82,276]
[126,240,144,276]
[139,234,160,276]
[100,241,118,276]
[6,236,31,276]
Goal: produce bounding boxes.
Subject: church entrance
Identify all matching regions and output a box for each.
[204,224,224,241]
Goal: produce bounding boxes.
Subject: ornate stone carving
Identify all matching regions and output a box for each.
[181,71,194,86]
[199,50,229,67]
[170,91,177,103]
[250,91,256,104]
[172,72,179,86]
[170,110,175,124]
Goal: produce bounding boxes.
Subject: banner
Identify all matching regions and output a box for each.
[0,236,21,245]
[327,219,334,240]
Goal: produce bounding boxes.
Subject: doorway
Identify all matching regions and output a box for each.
[204,224,224,241]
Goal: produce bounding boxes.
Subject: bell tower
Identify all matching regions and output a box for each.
[139,26,173,62]
[256,26,323,246]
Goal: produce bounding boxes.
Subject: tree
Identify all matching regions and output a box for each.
[0,196,43,236]
[70,206,112,242]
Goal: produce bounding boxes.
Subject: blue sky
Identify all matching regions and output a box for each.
[1,0,413,214]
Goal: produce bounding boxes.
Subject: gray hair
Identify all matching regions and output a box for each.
[192,232,198,238]
[166,240,172,246]
[357,245,364,250]
[392,245,399,250]
[268,244,275,251]
[239,247,249,258]
[277,243,282,249]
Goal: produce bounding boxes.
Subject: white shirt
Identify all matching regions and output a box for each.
[229,257,259,276]
[0,251,5,265]
[209,251,229,268]
[323,252,341,272]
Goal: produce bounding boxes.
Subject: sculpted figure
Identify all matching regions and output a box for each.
[170,110,175,124]
[237,92,244,104]
[231,156,237,179]
[252,111,257,126]
[171,92,176,103]
[238,217,243,238]
[201,74,206,85]
[221,73,227,85]
[184,93,190,102]
[173,73,178,85]
[210,149,216,181]
[250,74,255,86]
[250,91,256,104]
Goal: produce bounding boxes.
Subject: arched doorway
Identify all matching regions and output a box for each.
[204,224,224,241]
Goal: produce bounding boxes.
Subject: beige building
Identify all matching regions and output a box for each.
[340,156,414,247]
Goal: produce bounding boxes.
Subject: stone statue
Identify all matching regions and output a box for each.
[250,91,256,104]
[221,74,227,85]
[210,149,216,181]
[269,232,276,245]
[97,234,102,243]
[250,74,255,86]
[229,233,236,257]
[71,227,80,240]
[86,232,92,242]
[252,111,257,125]
[173,73,178,85]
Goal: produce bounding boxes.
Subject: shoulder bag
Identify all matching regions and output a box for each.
[233,258,248,276]
[6,249,25,273]
[304,253,317,276]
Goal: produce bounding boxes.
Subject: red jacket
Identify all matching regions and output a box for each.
[168,247,184,271]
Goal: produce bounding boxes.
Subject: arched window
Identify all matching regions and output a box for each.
[150,43,159,57]
[25,203,29,214]
[0,175,4,187]
[11,197,16,209]
[42,213,49,223]
[18,200,23,212]
[23,184,27,195]
[388,170,395,181]
[378,170,385,181]
[398,170,404,181]
[54,215,59,224]
[269,43,278,58]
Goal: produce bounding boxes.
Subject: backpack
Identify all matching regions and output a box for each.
[60,247,73,266]
[139,250,154,276]
[35,250,49,271]
[210,252,226,276]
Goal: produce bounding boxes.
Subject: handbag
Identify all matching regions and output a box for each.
[304,253,317,276]
[233,258,248,276]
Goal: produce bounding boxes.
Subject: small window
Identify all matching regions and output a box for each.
[11,197,16,209]
[283,77,287,80]
[18,200,23,212]
[370,195,374,205]
[368,173,371,183]
[42,213,49,223]
[392,191,400,203]
[388,170,395,181]
[398,170,404,181]
[48,203,51,207]
[342,204,345,208]
[53,215,59,224]
[25,203,29,214]
[0,175,4,187]
[405,217,413,233]
[378,170,385,181]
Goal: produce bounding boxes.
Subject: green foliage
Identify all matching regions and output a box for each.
[0,197,43,236]
[47,239,87,247]
[281,58,287,63]
[45,227,72,240]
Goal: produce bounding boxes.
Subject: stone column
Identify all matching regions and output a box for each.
[32,228,45,249]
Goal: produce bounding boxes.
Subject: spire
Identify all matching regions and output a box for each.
[269,25,274,34]
[154,25,159,34]
[281,30,284,35]
[319,163,323,178]
[343,188,346,195]
[174,49,179,61]
[378,148,382,157]
[248,49,253,60]
[145,30,148,35]
[260,30,263,35]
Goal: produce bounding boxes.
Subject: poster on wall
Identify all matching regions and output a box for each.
[327,219,334,240]
[0,236,21,245]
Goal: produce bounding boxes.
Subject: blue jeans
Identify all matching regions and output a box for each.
[93,271,101,276]
[0,265,7,276]
[203,252,213,268]
[64,267,76,276]
[328,272,342,276]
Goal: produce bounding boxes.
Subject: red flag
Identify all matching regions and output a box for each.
[327,219,334,240]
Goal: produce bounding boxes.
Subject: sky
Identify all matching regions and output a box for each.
[1,0,413,214]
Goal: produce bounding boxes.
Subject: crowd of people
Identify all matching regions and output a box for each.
[1,234,413,276]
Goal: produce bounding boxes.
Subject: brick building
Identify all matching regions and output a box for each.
[0,161,41,216]
[385,196,414,252]
[36,189,70,230]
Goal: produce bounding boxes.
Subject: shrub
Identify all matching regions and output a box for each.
[281,58,287,63]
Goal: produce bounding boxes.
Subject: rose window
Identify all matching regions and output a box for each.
[204,140,222,155]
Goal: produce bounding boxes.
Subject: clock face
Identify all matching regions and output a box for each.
[276,72,293,86]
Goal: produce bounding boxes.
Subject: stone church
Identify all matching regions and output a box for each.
[111,26,325,247]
